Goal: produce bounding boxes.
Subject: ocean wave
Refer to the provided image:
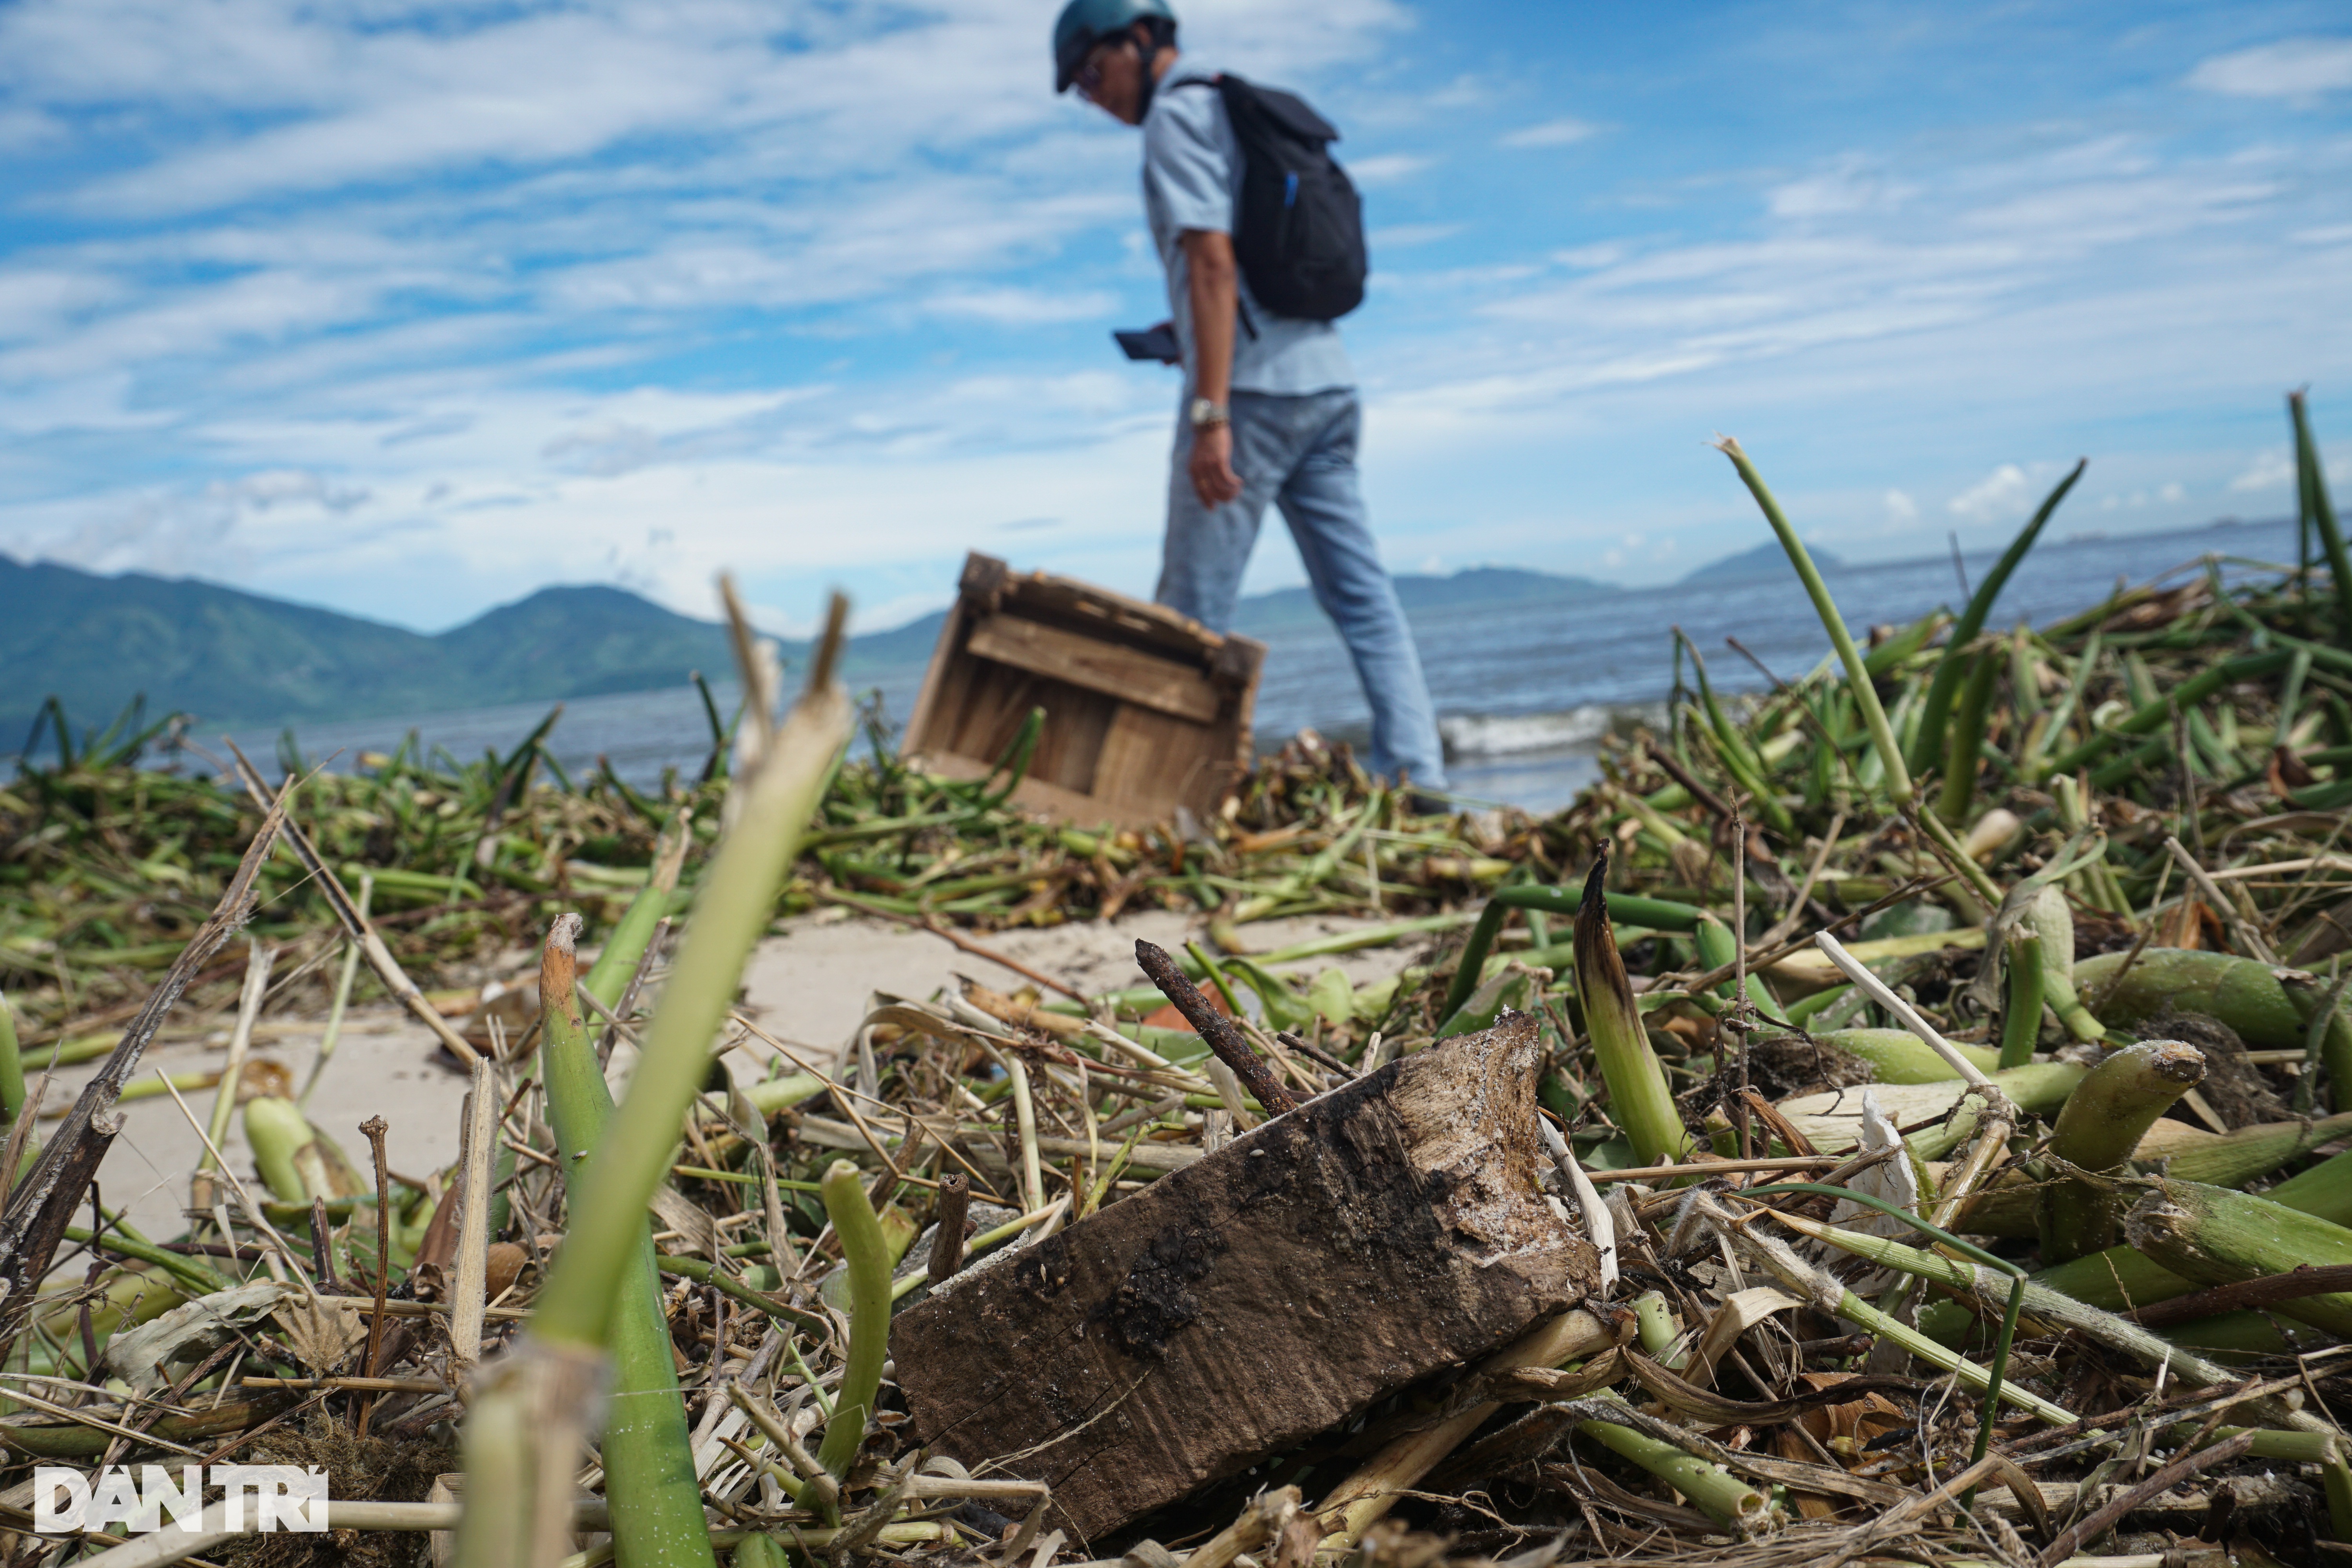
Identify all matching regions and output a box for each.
[1439,704,1662,758]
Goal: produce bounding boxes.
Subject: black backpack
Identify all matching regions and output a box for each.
[1173,74,1367,322]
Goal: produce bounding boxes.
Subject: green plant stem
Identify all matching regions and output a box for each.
[1572,855,1692,1167]
[2039,1040,2207,1263]
[817,1159,893,1481]
[0,987,25,1131]
[533,617,850,1352]
[1935,648,2002,824]
[301,874,370,1107]
[1716,436,1913,804]
[2127,1179,2352,1338]
[1437,886,1702,1031]
[1744,1184,2026,1472]
[536,916,715,1568]
[2291,391,2352,654]
[1577,1395,1765,1527]
[1909,460,2085,777]
[65,1223,232,1296]
[2042,649,2294,777]
[2027,887,2104,1043]
[1773,1202,2325,1444]
[1631,1290,1677,1359]
[1998,932,2045,1070]
[1693,914,1786,1024]
[241,1097,313,1204]
[1810,1028,2002,1083]
[583,814,689,1007]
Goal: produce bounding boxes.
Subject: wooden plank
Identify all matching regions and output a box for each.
[1092,704,1205,820]
[897,598,971,759]
[967,613,1220,724]
[892,1013,1598,1544]
[998,567,1225,662]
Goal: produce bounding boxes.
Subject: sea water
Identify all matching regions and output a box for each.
[223,518,2296,813]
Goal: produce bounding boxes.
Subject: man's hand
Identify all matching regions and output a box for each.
[1189,422,1242,507]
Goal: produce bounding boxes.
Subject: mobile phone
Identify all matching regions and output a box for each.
[1114,323,1182,364]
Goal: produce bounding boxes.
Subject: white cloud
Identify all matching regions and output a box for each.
[1371,223,1461,249]
[921,287,1118,326]
[1884,488,1917,523]
[1948,464,2032,522]
[1347,154,1433,186]
[2189,38,2352,100]
[1768,158,1917,219]
[1499,118,1599,149]
[1550,243,1626,270]
[2231,448,2295,491]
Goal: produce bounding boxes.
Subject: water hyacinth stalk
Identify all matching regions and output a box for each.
[461,592,853,1568]
[1437,884,1704,1032]
[583,809,693,1007]
[1715,436,1913,804]
[1573,853,1693,1167]
[2026,887,2103,1043]
[1947,1110,2352,1241]
[534,913,712,1568]
[816,1159,893,1481]
[1934,647,2002,825]
[1692,913,1787,1024]
[197,943,275,1191]
[1997,931,2045,1070]
[2076,947,2352,1094]
[534,596,849,1348]
[1926,1138,2352,1343]
[1678,635,1794,836]
[0,987,27,1132]
[2045,647,2293,779]
[1809,1028,2001,1083]
[2127,1180,2352,1339]
[1909,459,2085,778]
[1575,1395,1767,1528]
[2038,1040,2206,1263]
[2290,390,2352,652]
[301,874,371,1107]
[242,1097,314,1204]
[1770,1203,2331,1452]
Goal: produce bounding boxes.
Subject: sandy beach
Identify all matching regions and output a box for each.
[63,908,1430,1249]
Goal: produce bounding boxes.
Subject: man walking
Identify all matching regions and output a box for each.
[1054,0,1449,797]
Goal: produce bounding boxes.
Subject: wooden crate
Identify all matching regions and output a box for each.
[900,553,1265,827]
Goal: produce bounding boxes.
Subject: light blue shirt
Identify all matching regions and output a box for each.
[1141,60,1355,398]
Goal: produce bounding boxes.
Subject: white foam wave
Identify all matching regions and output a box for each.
[1439,705,1641,758]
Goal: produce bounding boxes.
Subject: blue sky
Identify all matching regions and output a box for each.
[2,1,2349,638]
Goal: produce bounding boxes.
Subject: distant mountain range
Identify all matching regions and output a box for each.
[0,558,932,744]
[1678,539,1845,584]
[0,550,1764,744]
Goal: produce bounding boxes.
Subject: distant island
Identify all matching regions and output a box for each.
[1678,539,1845,585]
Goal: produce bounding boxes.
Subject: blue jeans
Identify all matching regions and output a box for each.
[1154,389,1448,791]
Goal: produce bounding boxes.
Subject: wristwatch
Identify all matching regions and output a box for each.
[1188,397,1230,430]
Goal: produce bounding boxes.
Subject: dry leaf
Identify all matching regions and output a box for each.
[107,1281,293,1393]
[272,1294,368,1375]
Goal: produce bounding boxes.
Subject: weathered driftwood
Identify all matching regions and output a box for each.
[891,1012,1595,1544]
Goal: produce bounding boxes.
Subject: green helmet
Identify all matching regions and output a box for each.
[1052,0,1176,93]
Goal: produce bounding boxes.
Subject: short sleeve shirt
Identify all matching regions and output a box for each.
[1141,60,1355,397]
